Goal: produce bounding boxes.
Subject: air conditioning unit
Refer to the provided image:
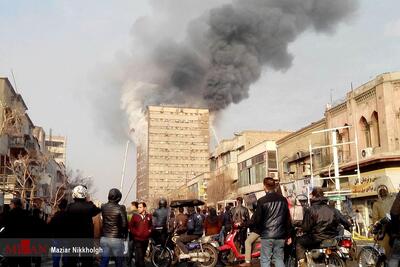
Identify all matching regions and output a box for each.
[361,147,374,159]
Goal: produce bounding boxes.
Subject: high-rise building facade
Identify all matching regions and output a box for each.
[136,106,210,206]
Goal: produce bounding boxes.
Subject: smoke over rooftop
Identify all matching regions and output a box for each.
[108,0,358,143]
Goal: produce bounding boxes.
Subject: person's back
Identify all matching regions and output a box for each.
[188,210,204,236]
[65,186,101,238]
[4,198,30,238]
[175,207,188,234]
[101,188,128,239]
[204,208,221,236]
[231,203,250,225]
[255,190,290,239]
[303,198,339,240]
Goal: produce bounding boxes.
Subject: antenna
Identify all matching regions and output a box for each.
[11,69,19,93]
[330,89,333,104]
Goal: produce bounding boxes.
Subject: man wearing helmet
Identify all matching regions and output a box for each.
[152,198,169,245]
[64,185,101,267]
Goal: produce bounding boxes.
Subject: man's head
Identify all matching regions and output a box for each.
[188,207,195,214]
[72,185,88,200]
[236,197,243,206]
[10,198,22,210]
[263,177,276,192]
[159,198,167,208]
[131,201,138,210]
[178,207,184,214]
[108,188,122,204]
[378,186,388,199]
[138,202,147,214]
[311,187,325,199]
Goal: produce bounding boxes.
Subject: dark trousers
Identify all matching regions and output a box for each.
[134,239,149,267]
[296,234,321,260]
[176,234,201,254]
[63,256,94,267]
[238,228,248,254]
[152,229,167,246]
[7,257,31,267]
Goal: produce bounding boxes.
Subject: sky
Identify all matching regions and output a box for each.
[1,0,400,203]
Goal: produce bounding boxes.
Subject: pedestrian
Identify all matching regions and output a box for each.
[389,190,400,267]
[31,208,48,267]
[372,186,395,255]
[152,198,169,246]
[176,206,204,259]
[99,188,128,267]
[231,197,250,253]
[63,185,101,267]
[204,207,221,236]
[127,201,138,222]
[354,209,365,235]
[130,202,152,267]
[168,209,176,232]
[254,177,291,267]
[240,202,261,267]
[175,207,188,234]
[3,198,31,267]
[49,199,69,267]
[127,201,138,266]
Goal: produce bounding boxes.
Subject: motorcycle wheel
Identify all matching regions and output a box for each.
[327,252,345,267]
[198,243,219,267]
[151,245,173,267]
[218,251,233,266]
[358,246,385,267]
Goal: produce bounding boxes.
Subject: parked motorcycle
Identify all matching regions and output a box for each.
[150,199,219,267]
[218,224,261,265]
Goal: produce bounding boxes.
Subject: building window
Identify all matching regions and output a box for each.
[267,151,277,169]
[359,116,371,147]
[371,111,381,147]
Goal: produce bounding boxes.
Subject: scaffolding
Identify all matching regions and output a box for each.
[309,125,361,211]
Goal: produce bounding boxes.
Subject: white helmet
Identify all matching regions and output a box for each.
[72,185,88,199]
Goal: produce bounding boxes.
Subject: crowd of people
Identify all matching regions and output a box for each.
[3,178,400,267]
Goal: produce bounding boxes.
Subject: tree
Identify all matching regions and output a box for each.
[206,173,236,205]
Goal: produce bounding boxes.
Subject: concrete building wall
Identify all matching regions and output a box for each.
[277,119,327,183]
[237,140,278,199]
[45,135,67,166]
[136,106,210,206]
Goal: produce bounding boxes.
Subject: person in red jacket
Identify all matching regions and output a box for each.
[130,202,152,267]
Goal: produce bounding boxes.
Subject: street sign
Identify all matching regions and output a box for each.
[328,196,346,201]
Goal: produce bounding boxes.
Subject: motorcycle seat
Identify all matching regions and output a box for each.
[320,239,337,248]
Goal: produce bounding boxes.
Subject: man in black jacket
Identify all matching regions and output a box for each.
[99,188,128,267]
[296,187,340,266]
[231,197,250,253]
[64,185,101,267]
[254,177,290,267]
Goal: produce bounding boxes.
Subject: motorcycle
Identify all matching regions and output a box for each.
[285,227,347,267]
[218,224,261,265]
[151,199,219,267]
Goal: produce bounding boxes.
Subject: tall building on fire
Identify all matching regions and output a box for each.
[136,106,210,206]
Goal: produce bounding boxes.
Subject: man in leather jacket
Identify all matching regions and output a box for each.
[152,198,169,245]
[100,188,128,267]
[296,187,340,266]
[231,196,250,253]
[254,177,290,267]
